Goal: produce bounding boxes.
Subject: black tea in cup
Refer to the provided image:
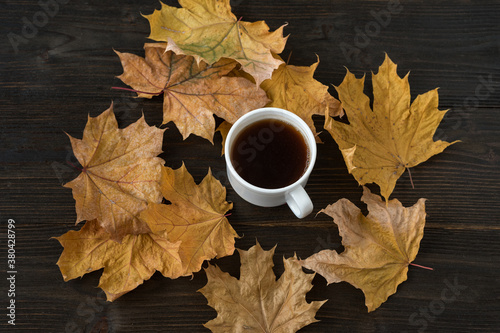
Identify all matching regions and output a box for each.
[230,118,309,189]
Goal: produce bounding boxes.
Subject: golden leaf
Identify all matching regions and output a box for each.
[199,242,327,332]
[325,54,458,200]
[55,220,182,301]
[261,55,343,142]
[215,120,232,156]
[301,187,427,312]
[144,0,288,86]
[64,103,165,241]
[140,164,238,276]
[116,43,269,143]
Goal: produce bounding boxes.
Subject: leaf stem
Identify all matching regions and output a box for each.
[111,86,162,95]
[67,160,83,172]
[410,262,433,270]
[407,167,415,189]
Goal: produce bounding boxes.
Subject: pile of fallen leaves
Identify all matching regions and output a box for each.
[54,0,457,331]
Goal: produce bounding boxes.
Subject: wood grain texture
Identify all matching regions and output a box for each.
[1,0,499,332]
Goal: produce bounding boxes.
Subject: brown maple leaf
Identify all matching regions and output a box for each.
[325,54,458,200]
[64,103,165,241]
[140,164,238,276]
[301,187,427,312]
[115,43,270,143]
[55,220,182,301]
[199,242,327,333]
[261,54,343,142]
[215,120,231,156]
[144,0,288,86]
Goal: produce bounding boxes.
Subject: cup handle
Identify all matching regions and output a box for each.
[285,186,313,218]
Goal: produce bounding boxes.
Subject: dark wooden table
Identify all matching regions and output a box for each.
[1,0,499,332]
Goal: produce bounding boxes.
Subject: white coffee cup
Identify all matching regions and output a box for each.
[224,107,317,218]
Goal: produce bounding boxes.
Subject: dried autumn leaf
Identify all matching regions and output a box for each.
[54,220,182,301]
[301,187,427,312]
[144,0,287,86]
[325,54,458,200]
[140,164,238,276]
[116,43,269,143]
[261,55,343,142]
[199,242,327,333]
[64,103,165,241]
[215,56,343,154]
[215,120,231,156]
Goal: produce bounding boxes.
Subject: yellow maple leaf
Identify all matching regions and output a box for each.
[301,187,427,312]
[261,55,343,142]
[116,43,269,143]
[199,242,327,332]
[325,54,458,200]
[64,103,165,241]
[140,164,238,276]
[55,220,182,301]
[144,0,288,86]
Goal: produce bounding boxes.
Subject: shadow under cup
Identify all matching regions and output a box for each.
[224,107,317,218]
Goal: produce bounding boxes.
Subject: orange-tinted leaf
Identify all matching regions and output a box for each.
[261,55,343,142]
[140,164,238,276]
[145,0,288,86]
[199,242,327,332]
[55,220,182,301]
[325,54,458,200]
[116,43,269,143]
[302,187,427,312]
[64,104,165,241]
